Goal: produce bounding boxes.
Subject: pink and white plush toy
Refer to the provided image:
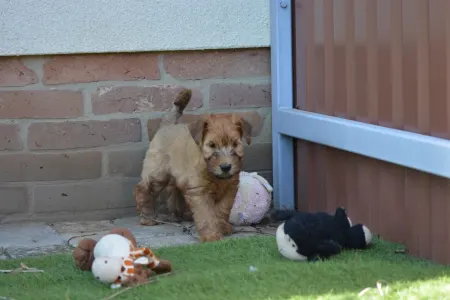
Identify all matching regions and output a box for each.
[229,171,273,226]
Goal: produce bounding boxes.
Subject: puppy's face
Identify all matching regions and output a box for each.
[189,114,252,179]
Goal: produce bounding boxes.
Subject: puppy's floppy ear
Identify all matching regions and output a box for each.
[187,115,209,145]
[232,113,253,145]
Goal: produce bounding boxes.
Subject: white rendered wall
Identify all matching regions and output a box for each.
[0,0,270,56]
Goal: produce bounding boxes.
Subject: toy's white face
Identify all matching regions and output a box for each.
[276,222,307,261]
[92,257,123,284]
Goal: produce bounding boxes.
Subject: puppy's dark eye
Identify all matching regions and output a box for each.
[232,140,239,147]
[208,142,216,148]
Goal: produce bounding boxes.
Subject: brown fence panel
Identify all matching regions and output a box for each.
[295,140,450,264]
[293,0,450,264]
[294,0,450,140]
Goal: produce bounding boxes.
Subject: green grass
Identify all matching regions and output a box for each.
[1,236,450,300]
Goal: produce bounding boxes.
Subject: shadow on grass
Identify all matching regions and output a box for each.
[1,236,449,300]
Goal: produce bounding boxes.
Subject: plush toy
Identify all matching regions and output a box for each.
[229,171,273,226]
[73,227,137,271]
[274,207,372,261]
[92,236,164,289]
[72,228,172,288]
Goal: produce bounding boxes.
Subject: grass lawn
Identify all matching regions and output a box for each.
[1,236,450,300]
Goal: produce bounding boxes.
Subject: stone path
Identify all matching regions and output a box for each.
[0,216,276,259]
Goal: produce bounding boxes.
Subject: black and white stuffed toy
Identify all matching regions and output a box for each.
[273,207,372,261]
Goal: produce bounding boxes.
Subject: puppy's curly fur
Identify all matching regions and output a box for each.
[134,89,252,242]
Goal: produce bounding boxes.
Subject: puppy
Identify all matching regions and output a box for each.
[134,89,252,242]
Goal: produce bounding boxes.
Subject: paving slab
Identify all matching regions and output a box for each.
[50,220,116,248]
[0,216,277,259]
[51,220,115,236]
[255,226,277,236]
[0,222,67,258]
[113,216,199,248]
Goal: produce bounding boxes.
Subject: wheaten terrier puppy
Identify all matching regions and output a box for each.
[134,89,252,242]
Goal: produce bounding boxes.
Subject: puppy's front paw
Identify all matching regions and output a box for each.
[221,221,233,236]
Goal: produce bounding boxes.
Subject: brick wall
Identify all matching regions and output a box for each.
[0,48,272,223]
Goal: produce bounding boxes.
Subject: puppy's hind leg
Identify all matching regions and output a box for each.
[166,185,189,222]
[134,152,170,226]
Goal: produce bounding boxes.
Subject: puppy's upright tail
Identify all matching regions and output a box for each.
[160,89,192,126]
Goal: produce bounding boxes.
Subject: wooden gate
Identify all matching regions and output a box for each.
[271,0,450,264]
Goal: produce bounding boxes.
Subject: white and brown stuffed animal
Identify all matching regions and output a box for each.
[73,228,172,288]
[92,234,163,288]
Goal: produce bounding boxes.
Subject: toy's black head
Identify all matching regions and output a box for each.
[345,224,373,249]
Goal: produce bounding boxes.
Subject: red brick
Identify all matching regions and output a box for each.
[163,48,270,80]
[0,186,28,213]
[0,124,22,150]
[0,91,83,119]
[210,83,271,108]
[0,152,101,182]
[147,118,162,141]
[0,58,38,87]
[28,119,141,150]
[33,179,137,212]
[43,53,160,84]
[108,148,146,177]
[92,85,203,115]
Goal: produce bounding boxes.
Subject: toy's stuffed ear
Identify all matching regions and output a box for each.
[333,207,352,230]
[73,238,97,271]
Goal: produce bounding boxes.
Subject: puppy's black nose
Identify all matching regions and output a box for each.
[220,163,232,173]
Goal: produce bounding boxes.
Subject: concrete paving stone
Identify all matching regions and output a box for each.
[7,245,70,259]
[0,218,277,259]
[233,226,258,233]
[112,216,198,247]
[50,220,116,248]
[0,222,65,249]
[68,232,110,248]
[113,217,187,236]
[226,232,259,239]
[256,226,277,236]
[50,220,115,235]
[137,234,199,249]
